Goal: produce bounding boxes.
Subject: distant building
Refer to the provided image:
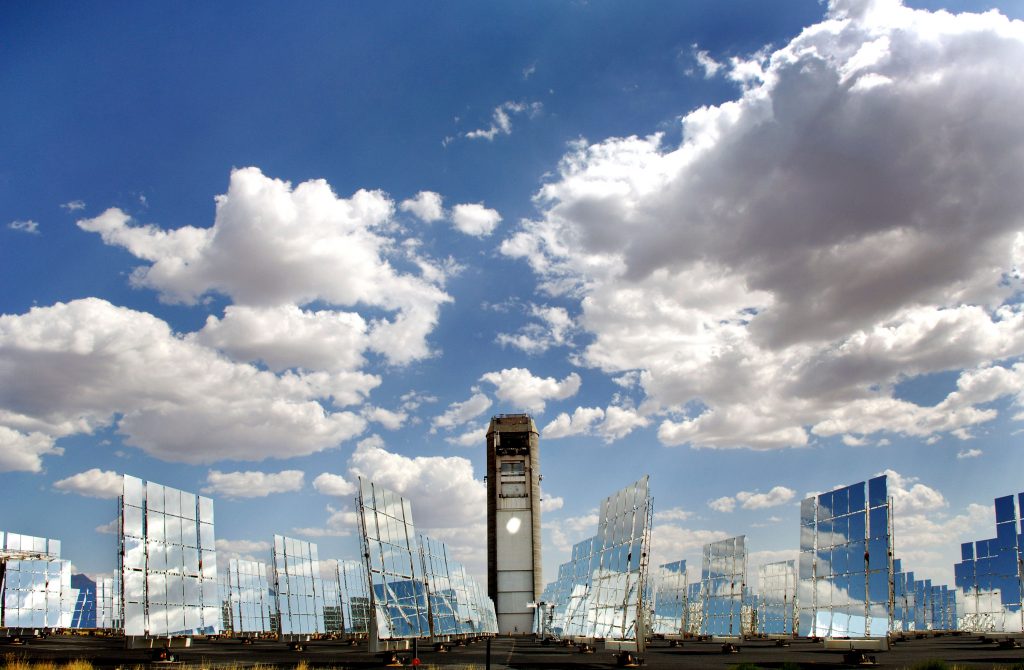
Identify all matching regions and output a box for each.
[486,414,542,634]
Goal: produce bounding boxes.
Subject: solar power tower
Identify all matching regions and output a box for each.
[486,414,542,634]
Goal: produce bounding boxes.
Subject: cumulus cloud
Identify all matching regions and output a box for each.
[542,405,649,442]
[0,299,366,464]
[654,507,695,522]
[710,485,796,512]
[195,305,375,378]
[465,101,542,141]
[293,504,357,538]
[0,427,61,473]
[451,203,501,237]
[692,46,723,77]
[446,423,488,448]
[957,448,983,459]
[501,2,1024,450]
[480,367,581,413]
[201,470,305,498]
[432,392,493,432]
[53,468,122,499]
[312,472,357,497]
[496,304,575,354]
[736,486,796,510]
[61,200,86,212]
[708,496,736,513]
[79,167,452,367]
[362,406,408,430]
[95,519,118,535]
[882,469,946,513]
[8,220,40,234]
[547,511,601,554]
[399,191,444,223]
[541,491,564,513]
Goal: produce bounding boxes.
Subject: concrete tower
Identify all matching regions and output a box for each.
[486,414,542,634]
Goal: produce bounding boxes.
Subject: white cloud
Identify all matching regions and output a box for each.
[446,423,488,448]
[547,511,601,554]
[95,519,118,535]
[53,468,122,499]
[451,203,501,237]
[0,299,366,464]
[692,46,722,77]
[501,3,1024,450]
[399,191,444,223]
[293,504,357,538]
[464,101,542,141]
[61,200,86,212]
[432,392,493,432]
[542,405,649,442]
[0,426,61,473]
[195,304,374,376]
[201,469,305,498]
[480,367,581,414]
[891,499,992,585]
[709,486,795,512]
[881,469,947,513]
[8,220,39,234]
[79,167,452,367]
[654,507,694,522]
[708,496,736,513]
[736,486,796,510]
[362,406,408,430]
[541,492,564,513]
[312,472,357,497]
[957,448,983,459]
[496,304,575,354]
[542,406,605,439]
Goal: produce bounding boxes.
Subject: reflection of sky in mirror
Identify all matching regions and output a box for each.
[954,491,1024,633]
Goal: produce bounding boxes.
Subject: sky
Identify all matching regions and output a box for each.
[3,0,1024,595]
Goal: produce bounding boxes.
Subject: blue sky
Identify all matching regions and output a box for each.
[3,0,1024,592]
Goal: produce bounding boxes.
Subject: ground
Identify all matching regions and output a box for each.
[3,634,1024,669]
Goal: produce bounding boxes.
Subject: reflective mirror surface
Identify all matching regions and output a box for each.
[357,477,429,640]
[797,476,890,638]
[758,560,796,636]
[700,536,746,636]
[955,491,1023,633]
[118,475,220,637]
[271,534,326,635]
[523,477,651,644]
[226,559,273,633]
[650,560,687,636]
